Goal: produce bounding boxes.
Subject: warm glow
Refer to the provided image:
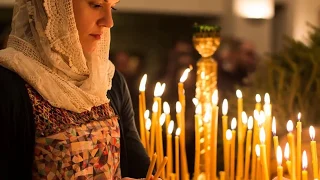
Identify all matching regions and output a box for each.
[160,113,166,126]
[160,83,166,96]
[144,110,150,119]
[212,90,218,105]
[139,74,147,91]
[272,117,276,135]
[284,143,290,160]
[258,111,266,127]
[195,105,202,115]
[203,112,210,123]
[176,101,182,114]
[231,118,237,130]
[255,145,260,157]
[152,101,158,113]
[222,99,228,115]
[287,120,293,132]
[302,150,308,170]
[248,116,253,130]
[226,129,232,141]
[146,118,152,131]
[310,126,315,140]
[242,111,248,125]
[163,102,170,114]
[168,120,174,135]
[153,82,162,97]
[192,98,199,106]
[264,93,270,104]
[255,94,261,103]
[233,0,275,19]
[253,110,259,120]
[298,112,301,121]
[176,128,181,136]
[179,68,191,83]
[276,146,283,165]
[201,72,205,80]
[260,127,266,144]
[236,89,243,98]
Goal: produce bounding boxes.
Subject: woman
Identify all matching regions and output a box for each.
[0,0,151,179]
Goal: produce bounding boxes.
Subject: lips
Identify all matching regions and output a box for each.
[90,34,101,40]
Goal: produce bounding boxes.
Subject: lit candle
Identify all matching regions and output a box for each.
[244,116,253,180]
[145,117,151,157]
[251,110,260,180]
[175,128,181,180]
[284,142,292,178]
[256,145,262,179]
[236,89,243,179]
[287,120,296,180]
[237,111,247,179]
[255,94,262,111]
[309,126,319,179]
[264,93,272,173]
[277,146,283,180]
[167,120,174,179]
[222,99,229,179]
[139,74,148,148]
[220,171,226,180]
[178,68,190,180]
[260,127,270,180]
[302,150,308,180]
[203,112,211,179]
[296,113,302,180]
[159,113,166,179]
[163,102,171,131]
[194,105,201,179]
[230,118,237,180]
[272,117,279,157]
[150,101,158,157]
[211,90,219,180]
[226,129,232,180]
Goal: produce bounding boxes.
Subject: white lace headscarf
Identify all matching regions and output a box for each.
[0,0,115,113]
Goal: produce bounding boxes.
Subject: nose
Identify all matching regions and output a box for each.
[98,6,114,28]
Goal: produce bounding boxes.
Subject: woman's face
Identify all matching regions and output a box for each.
[72,0,119,53]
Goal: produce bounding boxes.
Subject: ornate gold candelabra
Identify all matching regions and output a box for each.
[193,24,221,180]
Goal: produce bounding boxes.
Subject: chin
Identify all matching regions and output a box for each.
[83,45,97,54]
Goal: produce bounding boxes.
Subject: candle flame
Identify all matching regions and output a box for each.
[152,101,158,113]
[144,110,150,119]
[176,127,181,136]
[201,71,205,80]
[255,94,261,103]
[302,150,308,170]
[139,74,147,91]
[298,112,301,121]
[242,111,248,125]
[248,116,253,130]
[276,146,283,165]
[179,68,191,83]
[176,101,182,113]
[309,126,315,140]
[160,113,166,126]
[195,105,202,115]
[153,82,162,97]
[258,111,266,127]
[284,143,290,160]
[264,93,270,104]
[286,120,293,132]
[226,129,232,140]
[222,99,228,115]
[192,98,199,106]
[163,102,170,114]
[203,112,211,123]
[199,126,204,133]
[168,120,174,134]
[253,110,259,120]
[160,83,166,96]
[272,117,276,135]
[260,127,266,144]
[200,138,205,143]
[231,118,237,130]
[212,90,219,105]
[146,118,152,131]
[236,89,243,98]
[255,145,260,157]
